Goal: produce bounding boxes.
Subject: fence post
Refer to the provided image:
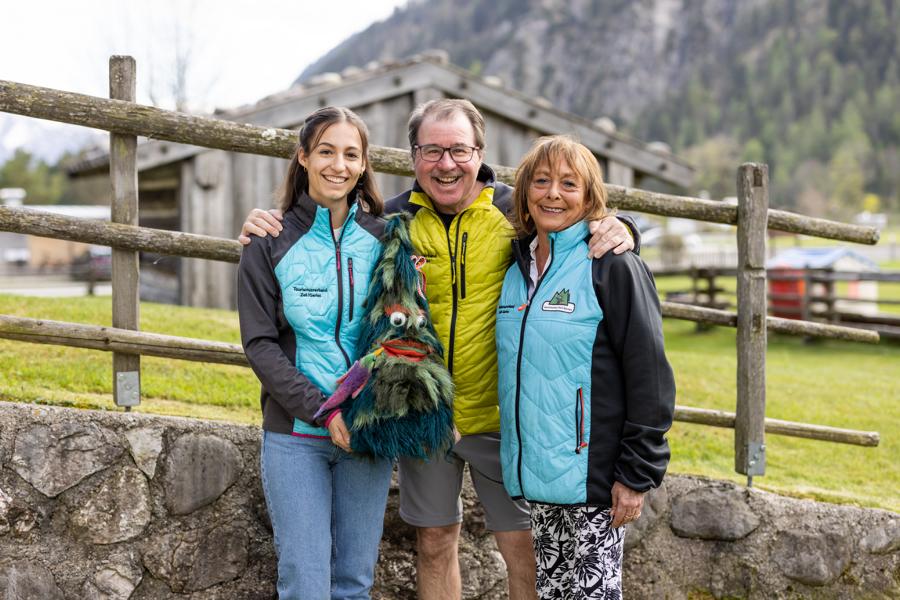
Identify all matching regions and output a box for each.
[823,268,836,324]
[735,163,768,485]
[109,56,140,409]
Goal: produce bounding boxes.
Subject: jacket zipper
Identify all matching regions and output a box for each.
[348,257,355,322]
[575,387,587,454]
[460,231,468,299]
[445,211,467,374]
[332,213,352,368]
[513,237,553,498]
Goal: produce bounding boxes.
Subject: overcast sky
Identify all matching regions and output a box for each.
[0,0,409,158]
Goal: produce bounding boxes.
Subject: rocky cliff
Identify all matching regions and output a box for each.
[299,0,766,123]
[299,0,900,212]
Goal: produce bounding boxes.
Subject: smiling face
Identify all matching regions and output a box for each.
[413,112,484,215]
[526,158,588,236]
[298,120,365,208]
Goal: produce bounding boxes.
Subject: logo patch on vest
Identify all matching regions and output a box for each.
[542,289,575,313]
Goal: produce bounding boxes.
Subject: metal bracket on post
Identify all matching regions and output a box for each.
[116,371,141,407]
[744,442,766,487]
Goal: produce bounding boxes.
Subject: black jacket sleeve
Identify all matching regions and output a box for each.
[594,252,674,492]
[237,236,328,426]
[615,214,642,255]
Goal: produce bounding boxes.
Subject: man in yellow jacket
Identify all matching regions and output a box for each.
[239,99,635,600]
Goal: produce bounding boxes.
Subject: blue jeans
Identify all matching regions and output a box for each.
[260,431,392,599]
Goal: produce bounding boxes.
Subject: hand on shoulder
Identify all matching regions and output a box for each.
[587,215,634,258]
[238,208,284,245]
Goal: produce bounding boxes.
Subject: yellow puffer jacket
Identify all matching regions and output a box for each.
[385,167,514,435]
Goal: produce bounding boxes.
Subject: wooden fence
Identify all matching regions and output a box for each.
[769,269,900,339]
[0,57,884,484]
[659,267,900,339]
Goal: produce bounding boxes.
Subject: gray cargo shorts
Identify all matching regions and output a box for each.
[397,432,530,532]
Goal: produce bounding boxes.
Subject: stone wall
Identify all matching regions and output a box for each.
[0,402,896,599]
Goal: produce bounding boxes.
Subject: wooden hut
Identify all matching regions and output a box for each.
[70,54,693,309]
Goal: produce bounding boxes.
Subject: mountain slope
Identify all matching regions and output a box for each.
[299,0,900,215]
[299,0,755,123]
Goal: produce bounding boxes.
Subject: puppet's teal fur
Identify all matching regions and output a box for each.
[343,213,455,459]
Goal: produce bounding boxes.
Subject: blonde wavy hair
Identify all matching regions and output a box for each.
[511,135,609,237]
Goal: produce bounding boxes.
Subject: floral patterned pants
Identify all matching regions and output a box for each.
[530,504,625,600]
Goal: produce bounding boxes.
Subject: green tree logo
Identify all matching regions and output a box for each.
[542,289,575,313]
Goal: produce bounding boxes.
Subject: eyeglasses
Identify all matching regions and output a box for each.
[413,144,480,163]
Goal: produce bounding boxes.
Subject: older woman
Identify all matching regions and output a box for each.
[495,135,675,598]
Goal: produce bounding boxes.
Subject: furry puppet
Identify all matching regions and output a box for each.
[313,213,455,460]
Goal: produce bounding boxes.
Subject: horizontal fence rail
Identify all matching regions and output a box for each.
[0,205,880,343]
[661,302,880,343]
[0,315,247,366]
[769,293,900,306]
[0,205,242,262]
[662,269,900,283]
[0,315,877,447]
[0,80,413,180]
[0,79,880,245]
[674,406,879,447]
[605,187,879,244]
[0,204,882,343]
[771,271,900,283]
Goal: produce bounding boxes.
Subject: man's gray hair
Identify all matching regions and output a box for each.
[407,99,486,156]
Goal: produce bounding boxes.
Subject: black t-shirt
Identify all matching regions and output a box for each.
[437,210,455,231]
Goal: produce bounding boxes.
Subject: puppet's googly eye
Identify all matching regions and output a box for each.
[415,315,427,328]
[389,312,407,327]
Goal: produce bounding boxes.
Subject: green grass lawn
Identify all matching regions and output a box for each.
[0,295,260,424]
[0,294,897,512]
[664,319,898,511]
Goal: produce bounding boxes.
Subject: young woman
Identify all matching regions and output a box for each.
[495,135,675,598]
[238,107,391,599]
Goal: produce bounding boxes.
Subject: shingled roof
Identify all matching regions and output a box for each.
[70,54,692,187]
